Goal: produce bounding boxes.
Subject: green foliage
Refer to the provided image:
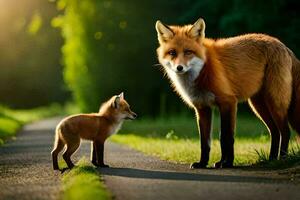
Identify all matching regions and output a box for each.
[62,158,111,200]
[56,0,186,113]
[0,103,74,144]
[27,12,43,35]
[0,117,21,145]
[56,0,300,115]
[0,0,69,108]
[255,144,300,169]
[0,103,72,123]
[120,109,268,139]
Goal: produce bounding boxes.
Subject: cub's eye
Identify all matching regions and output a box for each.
[168,49,177,57]
[184,49,194,56]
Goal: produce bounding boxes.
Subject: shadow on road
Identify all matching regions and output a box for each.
[99,167,284,184]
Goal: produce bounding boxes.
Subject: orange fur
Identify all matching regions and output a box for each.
[51,93,137,170]
[156,18,300,168]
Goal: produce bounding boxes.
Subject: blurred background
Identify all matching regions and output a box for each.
[0,0,299,117]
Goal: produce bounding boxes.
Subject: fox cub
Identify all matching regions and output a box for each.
[51,92,137,170]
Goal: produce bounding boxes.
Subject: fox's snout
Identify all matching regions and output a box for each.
[127,111,137,120]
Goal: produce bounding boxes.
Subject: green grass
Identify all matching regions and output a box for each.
[0,117,21,145]
[61,158,111,200]
[0,103,78,145]
[255,144,300,169]
[111,110,300,168]
[112,134,272,166]
[0,103,78,123]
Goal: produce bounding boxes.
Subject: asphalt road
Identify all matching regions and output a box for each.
[0,118,62,200]
[0,118,299,200]
[101,142,300,200]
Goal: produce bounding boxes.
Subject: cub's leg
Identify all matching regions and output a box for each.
[91,141,98,166]
[95,141,109,168]
[62,139,80,169]
[51,136,65,170]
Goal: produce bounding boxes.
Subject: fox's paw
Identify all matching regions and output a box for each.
[214,161,233,169]
[190,161,207,169]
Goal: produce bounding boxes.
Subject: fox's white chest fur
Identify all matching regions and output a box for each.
[164,60,215,107]
[108,121,123,136]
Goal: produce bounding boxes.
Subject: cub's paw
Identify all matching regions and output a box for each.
[60,167,71,174]
[190,161,207,169]
[92,161,99,167]
[214,161,233,169]
[99,163,110,168]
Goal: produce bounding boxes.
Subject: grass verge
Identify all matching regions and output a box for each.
[0,117,21,145]
[0,103,78,145]
[255,144,300,169]
[112,111,300,168]
[61,158,111,200]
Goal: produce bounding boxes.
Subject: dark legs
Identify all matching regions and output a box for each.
[62,141,80,169]
[249,94,291,160]
[191,106,212,169]
[51,137,65,170]
[91,141,109,168]
[214,102,237,168]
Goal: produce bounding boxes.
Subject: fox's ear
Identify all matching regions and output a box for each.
[155,20,174,43]
[188,18,205,40]
[119,92,124,100]
[113,96,121,109]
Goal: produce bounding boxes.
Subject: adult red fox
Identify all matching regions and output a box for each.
[51,93,137,171]
[155,18,300,168]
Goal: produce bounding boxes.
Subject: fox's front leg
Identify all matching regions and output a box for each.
[91,141,98,166]
[191,106,212,169]
[94,141,109,168]
[215,101,237,168]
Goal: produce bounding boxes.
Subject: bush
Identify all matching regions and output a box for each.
[55,0,300,116]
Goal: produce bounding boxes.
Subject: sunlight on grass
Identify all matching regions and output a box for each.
[0,103,72,123]
[255,142,300,168]
[62,158,111,200]
[0,117,21,145]
[0,102,79,144]
[121,111,269,140]
[111,134,271,167]
[113,113,299,168]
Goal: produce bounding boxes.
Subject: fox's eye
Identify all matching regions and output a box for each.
[184,49,194,56]
[168,49,177,57]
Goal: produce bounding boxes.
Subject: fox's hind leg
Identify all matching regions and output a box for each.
[249,95,280,160]
[51,134,65,170]
[266,105,291,159]
[264,52,292,158]
[62,139,80,169]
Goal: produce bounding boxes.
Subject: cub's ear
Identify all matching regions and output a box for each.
[155,20,174,43]
[113,96,121,109]
[188,18,205,40]
[119,92,124,100]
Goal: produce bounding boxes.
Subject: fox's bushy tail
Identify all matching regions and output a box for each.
[288,49,300,136]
